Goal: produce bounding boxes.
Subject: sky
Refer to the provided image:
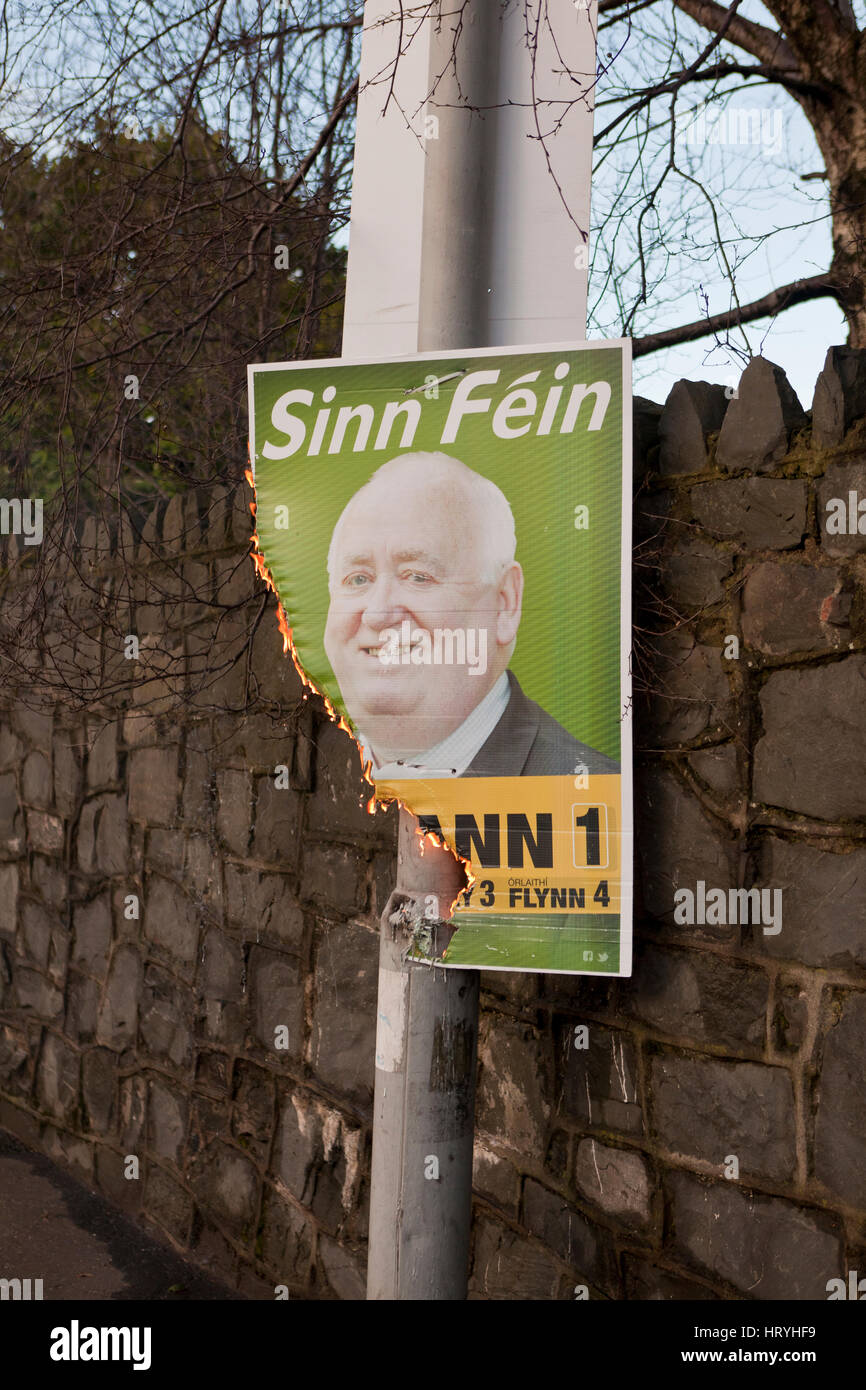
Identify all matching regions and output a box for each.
[588,0,859,408]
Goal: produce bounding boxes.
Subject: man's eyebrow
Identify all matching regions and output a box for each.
[340,552,374,568]
[391,549,444,569]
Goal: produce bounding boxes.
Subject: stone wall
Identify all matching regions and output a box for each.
[1,348,865,1300]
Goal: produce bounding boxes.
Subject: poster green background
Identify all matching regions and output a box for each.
[249,345,624,760]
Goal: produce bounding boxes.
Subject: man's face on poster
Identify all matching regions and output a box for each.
[324,456,522,761]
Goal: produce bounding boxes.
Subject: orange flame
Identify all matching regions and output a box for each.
[245,451,382,809]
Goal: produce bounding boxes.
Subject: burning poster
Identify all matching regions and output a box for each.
[248,342,632,975]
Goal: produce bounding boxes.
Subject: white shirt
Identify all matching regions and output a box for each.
[357,671,511,780]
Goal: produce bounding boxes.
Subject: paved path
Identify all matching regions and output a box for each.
[0,1129,242,1301]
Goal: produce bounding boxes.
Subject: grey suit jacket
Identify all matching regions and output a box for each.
[463,671,620,777]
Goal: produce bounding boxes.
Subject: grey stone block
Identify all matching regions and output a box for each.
[224,868,304,950]
[476,1016,550,1154]
[758,837,866,968]
[183,745,212,831]
[145,1166,194,1244]
[119,1073,147,1151]
[303,720,378,841]
[53,730,83,815]
[574,1139,651,1225]
[93,1147,141,1215]
[20,899,54,968]
[22,751,52,808]
[31,856,65,908]
[773,979,809,1053]
[668,1171,841,1299]
[259,1184,312,1285]
[65,971,100,1041]
[94,793,129,876]
[633,397,663,472]
[658,380,728,475]
[717,358,807,473]
[639,631,733,746]
[195,1050,229,1094]
[251,776,301,863]
[623,1255,717,1300]
[128,746,179,826]
[0,726,23,771]
[231,1061,275,1162]
[147,827,184,874]
[625,944,767,1051]
[15,967,64,1020]
[72,893,112,975]
[140,966,192,1069]
[660,540,732,611]
[812,345,866,447]
[651,1053,795,1181]
[86,718,118,787]
[635,765,736,937]
[96,946,141,1048]
[148,1078,188,1163]
[184,835,223,918]
[0,1025,31,1095]
[815,990,866,1208]
[472,1142,520,1211]
[300,842,367,916]
[817,461,866,556]
[272,1092,353,1235]
[13,703,52,746]
[43,1127,94,1182]
[688,744,739,795]
[143,873,200,965]
[691,477,807,549]
[310,922,377,1107]
[250,617,302,703]
[470,1216,565,1300]
[273,1091,323,1198]
[560,1023,642,1134]
[182,558,211,621]
[199,927,244,1002]
[215,768,252,855]
[741,561,848,655]
[0,772,22,852]
[161,493,186,555]
[213,712,296,770]
[250,946,303,1057]
[316,1236,366,1301]
[36,1032,80,1122]
[753,658,866,819]
[190,1141,259,1242]
[26,810,63,853]
[82,1047,116,1131]
[0,863,18,941]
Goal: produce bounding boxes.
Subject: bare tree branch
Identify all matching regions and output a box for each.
[672,0,799,70]
[632,272,841,356]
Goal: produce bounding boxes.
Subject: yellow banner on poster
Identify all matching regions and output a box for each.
[376,775,621,916]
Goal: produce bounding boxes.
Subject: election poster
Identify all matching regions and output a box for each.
[247,342,632,976]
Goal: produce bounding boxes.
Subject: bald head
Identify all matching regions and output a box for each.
[327,452,516,589]
[322,450,525,762]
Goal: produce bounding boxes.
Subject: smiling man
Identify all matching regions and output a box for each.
[323,451,619,779]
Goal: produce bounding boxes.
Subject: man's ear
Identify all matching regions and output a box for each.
[495,562,523,646]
